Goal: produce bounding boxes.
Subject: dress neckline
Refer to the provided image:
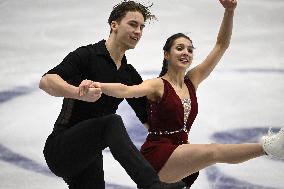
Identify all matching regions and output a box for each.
[161,77,191,102]
[161,77,192,126]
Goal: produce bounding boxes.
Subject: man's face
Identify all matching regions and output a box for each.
[112,11,145,50]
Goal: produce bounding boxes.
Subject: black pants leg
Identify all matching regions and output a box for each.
[102,114,160,189]
[64,153,105,189]
[181,172,199,188]
[102,115,186,189]
[44,116,108,189]
[44,114,185,189]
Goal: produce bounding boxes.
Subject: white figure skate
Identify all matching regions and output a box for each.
[262,127,284,159]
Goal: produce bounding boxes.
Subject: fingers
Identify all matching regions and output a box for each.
[92,92,102,102]
[78,80,103,102]
[79,80,102,96]
[88,89,102,102]
[79,80,91,96]
[91,82,101,88]
[80,79,93,86]
[220,0,237,8]
[89,87,102,102]
[78,88,102,102]
[90,87,102,95]
[79,85,89,96]
[78,85,85,96]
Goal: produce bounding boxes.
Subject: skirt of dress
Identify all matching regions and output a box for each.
[140,137,199,188]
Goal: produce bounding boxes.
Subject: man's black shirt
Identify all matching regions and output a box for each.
[45,40,147,132]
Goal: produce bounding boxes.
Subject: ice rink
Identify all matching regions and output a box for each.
[1,0,284,188]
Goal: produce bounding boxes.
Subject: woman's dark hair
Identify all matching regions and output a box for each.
[108,1,156,33]
[159,33,193,77]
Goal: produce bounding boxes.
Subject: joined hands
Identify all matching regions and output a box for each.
[78,79,102,102]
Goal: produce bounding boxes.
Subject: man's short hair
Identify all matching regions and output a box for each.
[108,0,156,32]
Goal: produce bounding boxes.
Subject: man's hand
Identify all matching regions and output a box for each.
[219,0,237,10]
[78,79,102,102]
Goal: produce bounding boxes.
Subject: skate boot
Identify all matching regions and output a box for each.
[261,127,284,159]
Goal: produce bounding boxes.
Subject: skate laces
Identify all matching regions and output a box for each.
[267,127,273,136]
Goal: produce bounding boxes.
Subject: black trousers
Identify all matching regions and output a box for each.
[43,114,159,189]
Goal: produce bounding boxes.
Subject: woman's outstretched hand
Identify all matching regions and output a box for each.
[219,0,237,10]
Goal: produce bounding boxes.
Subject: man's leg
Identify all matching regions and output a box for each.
[44,117,109,189]
[102,114,186,189]
[181,172,199,188]
[44,114,185,189]
[64,153,105,189]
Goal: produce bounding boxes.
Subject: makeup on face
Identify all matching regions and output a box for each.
[169,38,194,66]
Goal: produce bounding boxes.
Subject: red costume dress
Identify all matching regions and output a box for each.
[140,77,199,187]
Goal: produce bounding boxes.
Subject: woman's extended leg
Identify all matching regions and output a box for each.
[158,143,265,182]
[159,128,284,183]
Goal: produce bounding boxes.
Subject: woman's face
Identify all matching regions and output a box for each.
[165,37,194,70]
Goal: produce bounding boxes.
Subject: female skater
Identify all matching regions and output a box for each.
[80,0,284,187]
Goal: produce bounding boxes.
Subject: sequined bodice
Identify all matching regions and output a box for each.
[146,77,198,144]
[181,98,191,125]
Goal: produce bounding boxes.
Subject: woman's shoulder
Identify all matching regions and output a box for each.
[145,77,164,86]
[146,77,165,102]
[184,75,197,92]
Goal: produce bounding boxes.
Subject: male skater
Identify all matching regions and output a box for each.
[39,1,185,189]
